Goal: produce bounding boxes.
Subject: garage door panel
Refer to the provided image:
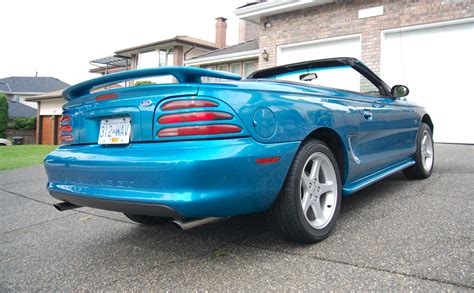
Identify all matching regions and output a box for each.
[381,20,474,144]
[277,35,361,65]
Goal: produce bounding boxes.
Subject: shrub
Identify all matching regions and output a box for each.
[0,94,8,138]
[11,117,36,130]
[134,80,155,86]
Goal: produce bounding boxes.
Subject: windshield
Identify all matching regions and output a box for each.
[268,65,381,96]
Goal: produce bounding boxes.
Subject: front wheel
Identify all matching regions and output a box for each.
[124,214,170,225]
[403,122,434,180]
[267,139,341,243]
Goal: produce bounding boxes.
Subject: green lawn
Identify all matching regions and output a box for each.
[0,145,58,171]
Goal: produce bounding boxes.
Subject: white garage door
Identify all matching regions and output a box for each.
[277,35,361,65]
[381,19,474,144]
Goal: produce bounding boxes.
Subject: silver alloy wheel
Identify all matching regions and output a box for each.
[300,152,338,229]
[421,130,434,172]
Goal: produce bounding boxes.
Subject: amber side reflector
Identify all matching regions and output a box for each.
[256,157,281,164]
[96,93,118,101]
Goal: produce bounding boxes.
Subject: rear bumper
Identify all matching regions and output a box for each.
[45,138,299,218]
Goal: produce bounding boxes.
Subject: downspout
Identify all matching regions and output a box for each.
[183,45,196,66]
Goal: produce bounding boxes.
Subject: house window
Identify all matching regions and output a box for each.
[203,65,217,83]
[167,50,174,66]
[230,63,241,76]
[217,64,229,72]
[243,61,257,78]
[159,49,167,67]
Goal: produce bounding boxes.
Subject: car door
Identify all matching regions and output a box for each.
[354,94,417,174]
[350,64,418,175]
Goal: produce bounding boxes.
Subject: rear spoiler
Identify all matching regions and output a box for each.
[63,66,241,100]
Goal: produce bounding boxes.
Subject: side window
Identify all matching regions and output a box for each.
[359,75,382,96]
[273,66,384,96]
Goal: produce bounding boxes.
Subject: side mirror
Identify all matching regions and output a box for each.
[391,85,409,98]
[300,73,318,82]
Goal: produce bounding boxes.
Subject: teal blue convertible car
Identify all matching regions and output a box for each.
[45,57,434,243]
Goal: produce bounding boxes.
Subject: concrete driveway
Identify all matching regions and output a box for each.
[0,144,472,291]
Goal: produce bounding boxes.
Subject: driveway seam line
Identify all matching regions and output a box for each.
[1,214,76,235]
[0,187,137,226]
[239,243,473,289]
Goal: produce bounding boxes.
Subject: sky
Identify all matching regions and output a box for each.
[0,0,247,85]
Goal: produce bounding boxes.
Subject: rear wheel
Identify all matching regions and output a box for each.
[268,139,341,243]
[124,214,170,225]
[403,122,434,179]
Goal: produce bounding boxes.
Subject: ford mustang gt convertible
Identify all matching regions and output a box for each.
[45,57,434,243]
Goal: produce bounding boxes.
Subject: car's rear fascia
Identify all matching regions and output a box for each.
[45,138,299,218]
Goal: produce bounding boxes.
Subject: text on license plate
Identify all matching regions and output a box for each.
[98,117,131,144]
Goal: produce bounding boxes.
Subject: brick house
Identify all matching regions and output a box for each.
[233,1,473,144]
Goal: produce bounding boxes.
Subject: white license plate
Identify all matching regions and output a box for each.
[98,117,131,145]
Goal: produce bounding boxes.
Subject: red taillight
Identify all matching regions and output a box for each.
[158,111,232,124]
[96,93,118,101]
[161,99,218,111]
[256,157,281,164]
[158,124,242,137]
[59,115,71,123]
[59,114,73,144]
[60,125,72,132]
[60,135,74,143]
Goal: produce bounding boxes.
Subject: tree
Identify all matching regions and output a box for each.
[0,93,8,138]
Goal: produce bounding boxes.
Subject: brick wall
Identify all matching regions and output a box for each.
[258,0,473,73]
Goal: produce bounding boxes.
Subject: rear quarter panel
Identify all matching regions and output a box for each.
[198,81,426,185]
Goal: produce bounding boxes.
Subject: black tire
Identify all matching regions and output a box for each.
[403,122,434,180]
[124,213,170,225]
[267,139,342,243]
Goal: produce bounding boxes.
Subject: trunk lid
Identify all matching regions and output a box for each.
[63,84,198,144]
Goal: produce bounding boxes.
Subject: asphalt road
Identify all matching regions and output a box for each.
[0,144,472,291]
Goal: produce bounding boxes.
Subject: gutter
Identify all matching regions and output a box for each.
[185,50,259,66]
[234,0,335,23]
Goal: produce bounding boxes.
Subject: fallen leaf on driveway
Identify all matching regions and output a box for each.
[80,215,93,221]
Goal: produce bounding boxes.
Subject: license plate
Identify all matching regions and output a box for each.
[98,117,131,145]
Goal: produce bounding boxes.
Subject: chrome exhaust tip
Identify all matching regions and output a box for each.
[53,201,81,212]
[173,217,224,230]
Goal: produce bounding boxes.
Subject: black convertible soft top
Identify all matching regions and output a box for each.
[247,57,359,79]
[247,57,391,97]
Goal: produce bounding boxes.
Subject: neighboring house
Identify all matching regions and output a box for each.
[26,84,122,145]
[185,20,260,79]
[89,56,131,76]
[25,90,64,145]
[185,39,259,80]
[89,17,230,84]
[233,1,474,144]
[6,99,37,119]
[0,76,69,110]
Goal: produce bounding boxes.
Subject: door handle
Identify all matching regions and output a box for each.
[362,110,373,120]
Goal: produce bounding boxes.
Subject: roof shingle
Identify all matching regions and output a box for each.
[0,77,70,94]
[189,39,259,60]
[7,100,36,118]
